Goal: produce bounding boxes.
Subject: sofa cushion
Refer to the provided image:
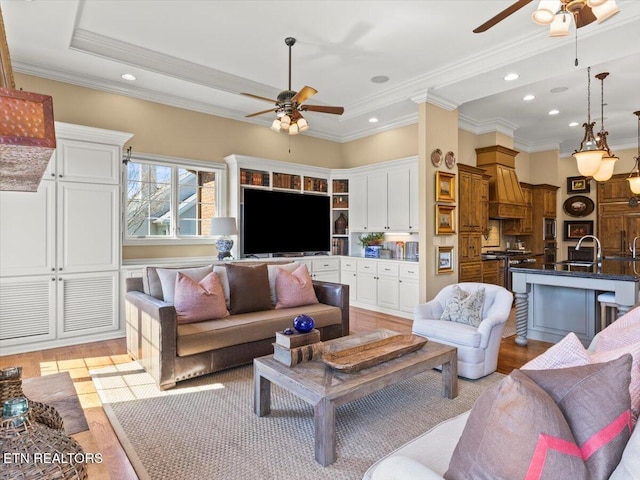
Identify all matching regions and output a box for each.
[142,264,211,301]
[440,285,485,327]
[275,264,318,309]
[174,272,229,324]
[445,370,589,480]
[412,319,481,348]
[226,263,272,314]
[597,323,640,351]
[521,355,633,480]
[522,332,591,370]
[154,265,213,304]
[610,414,640,480]
[267,261,300,304]
[176,303,342,356]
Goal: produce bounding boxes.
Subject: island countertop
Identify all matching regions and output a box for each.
[511,259,640,282]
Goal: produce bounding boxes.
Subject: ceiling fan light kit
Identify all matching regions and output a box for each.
[242,37,344,136]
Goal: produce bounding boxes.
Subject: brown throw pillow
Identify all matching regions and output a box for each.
[225,263,272,314]
[521,355,633,480]
[444,369,589,480]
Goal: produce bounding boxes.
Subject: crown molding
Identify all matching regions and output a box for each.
[410,90,461,111]
[458,114,520,138]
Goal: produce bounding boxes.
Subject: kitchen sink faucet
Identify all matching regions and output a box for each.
[576,235,602,269]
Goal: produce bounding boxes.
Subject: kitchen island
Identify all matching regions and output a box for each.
[511,259,640,346]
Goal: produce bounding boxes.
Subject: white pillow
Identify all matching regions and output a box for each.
[440,285,485,327]
[213,265,230,308]
[156,266,212,304]
[267,262,300,304]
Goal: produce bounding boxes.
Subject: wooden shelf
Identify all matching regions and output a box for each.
[332,179,349,193]
[240,168,269,187]
[304,176,328,193]
[273,172,301,190]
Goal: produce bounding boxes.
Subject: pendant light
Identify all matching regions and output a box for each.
[592,72,617,182]
[627,111,640,195]
[573,67,606,177]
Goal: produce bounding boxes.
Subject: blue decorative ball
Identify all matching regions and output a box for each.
[293,314,315,333]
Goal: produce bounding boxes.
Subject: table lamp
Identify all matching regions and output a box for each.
[210,217,237,261]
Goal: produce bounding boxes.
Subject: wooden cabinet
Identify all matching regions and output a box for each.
[530,184,559,255]
[502,183,533,235]
[482,259,500,285]
[0,123,131,355]
[598,174,632,203]
[458,164,487,282]
[542,187,557,217]
[598,175,640,257]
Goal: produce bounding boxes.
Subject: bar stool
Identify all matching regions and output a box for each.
[597,292,618,331]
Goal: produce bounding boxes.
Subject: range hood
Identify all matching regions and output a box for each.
[476,145,525,219]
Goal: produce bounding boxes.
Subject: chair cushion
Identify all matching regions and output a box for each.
[440,285,485,327]
[413,319,481,348]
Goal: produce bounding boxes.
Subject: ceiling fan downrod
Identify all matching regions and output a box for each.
[285,37,296,92]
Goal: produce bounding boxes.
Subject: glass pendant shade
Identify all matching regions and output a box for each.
[628,175,640,195]
[297,117,309,132]
[587,0,607,6]
[289,122,299,135]
[574,149,605,177]
[592,156,617,181]
[592,0,620,22]
[280,115,291,130]
[532,0,561,24]
[270,119,281,132]
[549,12,571,36]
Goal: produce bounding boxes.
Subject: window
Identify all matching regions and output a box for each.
[124,153,226,244]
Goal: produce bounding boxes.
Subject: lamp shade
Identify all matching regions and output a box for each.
[592,0,620,22]
[270,119,281,132]
[532,0,560,24]
[210,217,237,236]
[592,155,617,181]
[574,149,605,177]
[297,117,309,132]
[280,115,291,130]
[628,176,640,195]
[549,12,571,36]
[289,122,299,135]
[587,0,607,6]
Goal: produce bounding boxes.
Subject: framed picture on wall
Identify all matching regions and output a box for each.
[435,171,456,202]
[567,176,591,194]
[435,205,456,235]
[564,220,594,240]
[437,246,454,274]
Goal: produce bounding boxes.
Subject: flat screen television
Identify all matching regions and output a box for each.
[242,188,330,256]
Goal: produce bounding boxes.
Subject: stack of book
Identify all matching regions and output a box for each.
[273,329,323,367]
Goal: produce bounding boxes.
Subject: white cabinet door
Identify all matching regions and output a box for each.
[340,270,357,303]
[409,164,419,232]
[350,176,368,231]
[399,279,419,313]
[0,276,56,346]
[0,181,56,276]
[57,183,120,273]
[57,271,119,338]
[367,172,388,231]
[313,271,339,283]
[356,273,377,305]
[377,275,399,309]
[387,169,411,231]
[56,140,120,184]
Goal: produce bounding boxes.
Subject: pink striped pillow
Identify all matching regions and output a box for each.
[275,264,319,309]
[522,332,590,370]
[606,306,640,332]
[174,272,229,324]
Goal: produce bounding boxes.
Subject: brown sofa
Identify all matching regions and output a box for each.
[124,265,349,390]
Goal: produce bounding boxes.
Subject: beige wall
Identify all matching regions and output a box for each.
[340,124,418,168]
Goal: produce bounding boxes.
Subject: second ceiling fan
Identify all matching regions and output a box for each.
[242,37,344,135]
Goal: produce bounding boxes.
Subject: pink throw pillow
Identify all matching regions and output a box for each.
[605,306,640,332]
[275,264,319,309]
[174,272,229,324]
[522,332,590,370]
[597,324,640,351]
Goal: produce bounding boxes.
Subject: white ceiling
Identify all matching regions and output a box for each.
[3,0,640,156]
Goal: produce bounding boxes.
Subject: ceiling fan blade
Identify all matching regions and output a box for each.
[245,108,277,118]
[301,105,345,115]
[575,5,596,28]
[473,0,533,33]
[241,92,278,104]
[291,86,318,105]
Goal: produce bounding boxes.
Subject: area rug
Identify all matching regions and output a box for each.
[91,362,503,480]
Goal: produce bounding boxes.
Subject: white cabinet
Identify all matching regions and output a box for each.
[356,260,378,306]
[366,172,388,231]
[0,123,132,354]
[349,176,368,232]
[339,258,357,303]
[299,257,340,283]
[387,169,411,231]
[377,262,399,310]
[398,263,420,314]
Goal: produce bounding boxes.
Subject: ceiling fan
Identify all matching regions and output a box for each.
[242,37,344,135]
[473,0,619,34]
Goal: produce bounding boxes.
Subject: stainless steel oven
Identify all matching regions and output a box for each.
[544,218,556,240]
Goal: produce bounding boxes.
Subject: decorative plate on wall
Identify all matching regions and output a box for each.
[563,195,595,217]
[445,151,456,169]
[431,149,442,167]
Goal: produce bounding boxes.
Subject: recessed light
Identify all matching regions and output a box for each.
[569,121,580,127]
[550,86,568,93]
[523,94,535,101]
[548,109,560,115]
[121,73,136,81]
[369,117,379,123]
[504,73,519,81]
[370,75,389,84]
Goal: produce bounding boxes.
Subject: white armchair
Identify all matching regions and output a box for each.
[412,282,513,379]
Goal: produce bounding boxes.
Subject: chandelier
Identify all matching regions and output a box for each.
[270,109,309,135]
[573,67,607,177]
[627,112,640,195]
[532,0,620,36]
[591,72,618,182]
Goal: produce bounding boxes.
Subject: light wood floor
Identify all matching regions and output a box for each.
[0,307,551,480]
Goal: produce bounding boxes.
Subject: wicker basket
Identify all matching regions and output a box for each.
[0,417,88,480]
[0,367,64,431]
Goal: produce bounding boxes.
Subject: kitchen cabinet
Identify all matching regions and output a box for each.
[529,184,559,255]
[398,263,419,314]
[339,258,357,303]
[349,175,369,231]
[458,164,487,282]
[298,257,340,283]
[482,259,500,286]
[598,203,640,256]
[0,123,132,355]
[598,174,631,203]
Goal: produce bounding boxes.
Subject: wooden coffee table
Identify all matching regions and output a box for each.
[253,329,458,466]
